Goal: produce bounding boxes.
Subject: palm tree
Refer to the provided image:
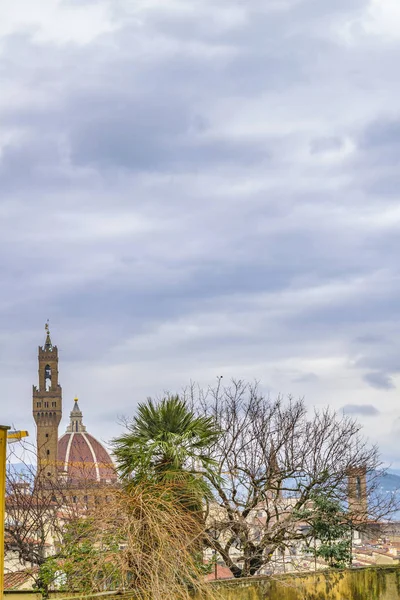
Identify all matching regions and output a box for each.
[111,395,220,510]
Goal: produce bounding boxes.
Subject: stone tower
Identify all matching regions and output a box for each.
[347,465,368,518]
[32,324,62,481]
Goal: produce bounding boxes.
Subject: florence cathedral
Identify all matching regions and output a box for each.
[32,324,117,496]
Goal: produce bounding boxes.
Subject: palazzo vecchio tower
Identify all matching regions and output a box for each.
[32,323,62,481]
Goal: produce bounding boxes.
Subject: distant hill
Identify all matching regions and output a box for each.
[380,470,400,493]
[376,471,400,520]
[387,469,400,477]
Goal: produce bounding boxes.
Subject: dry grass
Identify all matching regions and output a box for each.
[62,483,221,600]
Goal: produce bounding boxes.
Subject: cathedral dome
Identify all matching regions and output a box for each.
[58,398,117,484]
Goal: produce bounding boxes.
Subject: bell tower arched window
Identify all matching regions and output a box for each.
[45,364,52,391]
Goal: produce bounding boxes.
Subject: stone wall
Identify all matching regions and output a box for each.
[210,566,400,600]
[5,566,400,600]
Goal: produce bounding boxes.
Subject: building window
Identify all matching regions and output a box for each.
[45,433,49,438]
[47,472,51,476]
[44,402,49,408]
[52,402,56,407]
[37,402,41,408]
[47,450,50,455]
[72,496,77,503]
[356,476,362,499]
[84,495,88,503]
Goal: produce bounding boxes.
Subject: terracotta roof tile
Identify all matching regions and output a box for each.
[58,432,117,483]
[4,570,36,590]
[205,565,233,581]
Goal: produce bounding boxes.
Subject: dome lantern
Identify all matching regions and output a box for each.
[66,396,86,433]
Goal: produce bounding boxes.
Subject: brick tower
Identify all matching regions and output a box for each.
[347,465,368,518]
[32,324,62,481]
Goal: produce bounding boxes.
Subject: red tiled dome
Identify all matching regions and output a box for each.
[58,431,117,483]
[57,398,117,483]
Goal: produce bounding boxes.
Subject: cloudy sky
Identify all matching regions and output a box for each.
[1,0,400,465]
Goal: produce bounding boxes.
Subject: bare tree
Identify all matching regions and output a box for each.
[185,379,398,578]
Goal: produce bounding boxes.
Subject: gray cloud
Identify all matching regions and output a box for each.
[1,0,400,464]
[363,372,395,391]
[292,373,319,384]
[341,404,380,416]
[310,137,344,154]
[362,118,400,149]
